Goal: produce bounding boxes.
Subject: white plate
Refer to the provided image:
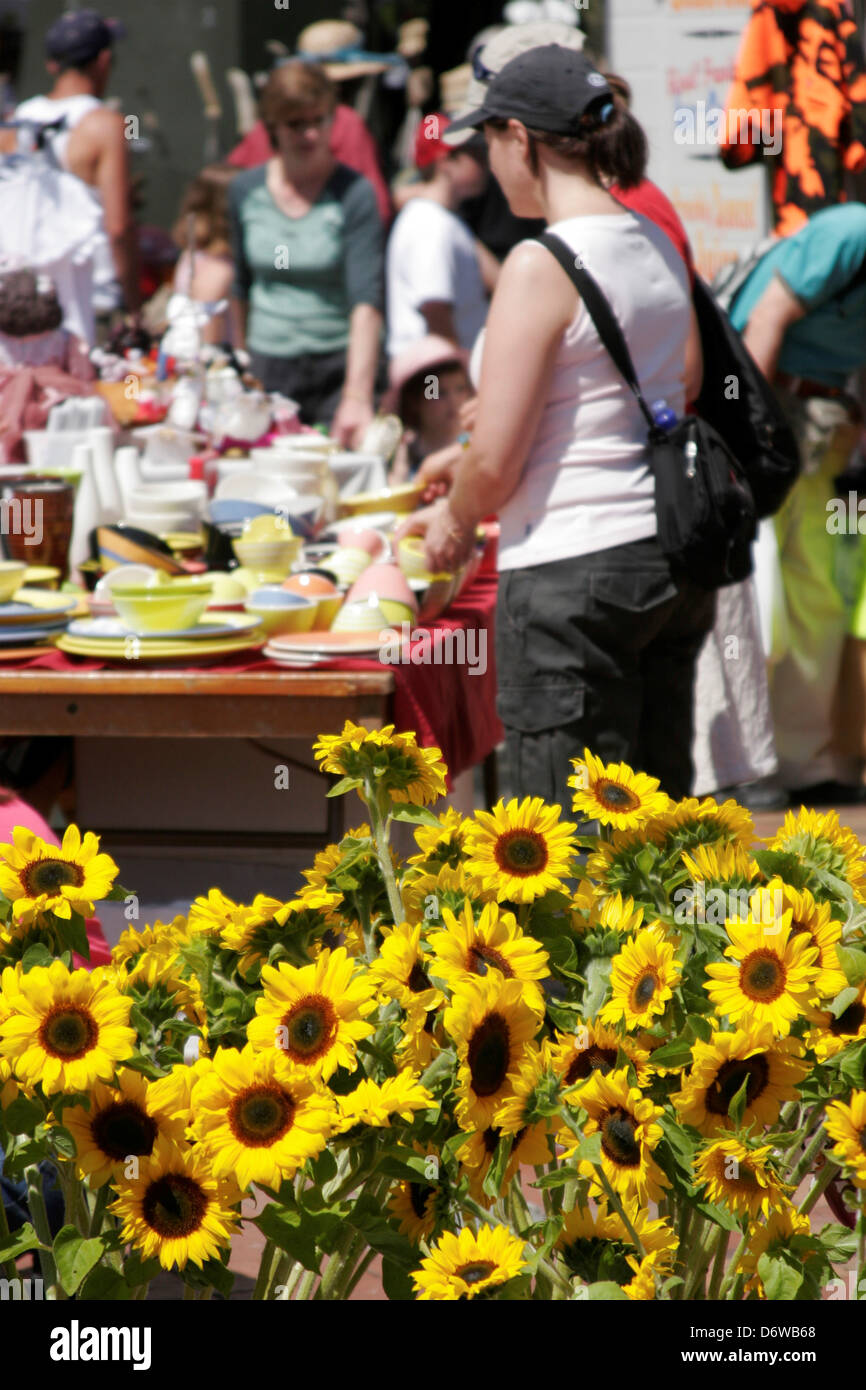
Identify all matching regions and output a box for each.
[68,614,262,641]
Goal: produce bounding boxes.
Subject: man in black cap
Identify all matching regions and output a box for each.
[15,9,141,333]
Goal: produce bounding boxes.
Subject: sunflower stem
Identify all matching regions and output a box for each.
[0,1173,20,1282]
[296,1267,319,1300]
[707,1224,730,1301]
[718,1232,749,1300]
[368,793,405,931]
[856,1189,866,1299]
[787,1119,827,1190]
[797,1154,840,1216]
[590,1164,646,1260]
[252,1237,277,1302]
[274,1259,304,1301]
[339,1245,377,1300]
[24,1164,61,1298]
[670,1201,693,1300]
[781,1101,823,1172]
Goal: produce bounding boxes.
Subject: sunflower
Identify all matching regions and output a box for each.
[334,1070,433,1133]
[301,825,372,894]
[562,1067,670,1204]
[402,862,485,926]
[462,797,577,904]
[0,824,118,926]
[0,960,135,1095]
[368,922,443,1012]
[704,912,820,1036]
[110,1135,240,1270]
[805,979,866,1061]
[284,888,364,959]
[63,1068,189,1188]
[672,1027,808,1136]
[737,1206,814,1298]
[219,895,293,976]
[111,918,187,989]
[588,892,646,937]
[427,901,549,1009]
[557,1199,677,1296]
[654,796,755,852]
[247,947,376,1081]
[569,749,670,830]
[397,999,442,1072]
[824,1091,866,1186]
[765,807,866,901]
[412,1223,527,1300]
[694,1137,789,1220]
[389,1178,439,1244]
[758,880,848,999]
[598,925,682,1031]
[190,1044,334,1189]
[187,889,237,940]
[549,1022,651,1091]
[584,824,668,899]
[681,841,760,887]
[408,808,469,872]
[313,721,448,806]
[444,974,543,1129]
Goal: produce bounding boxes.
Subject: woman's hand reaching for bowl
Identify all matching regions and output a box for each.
[416,441,463,503]
[395,498,476,574]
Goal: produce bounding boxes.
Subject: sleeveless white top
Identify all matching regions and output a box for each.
[15,94,122,314]
[473,210,692,571]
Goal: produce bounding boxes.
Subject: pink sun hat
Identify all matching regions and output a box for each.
[383,335,471,415]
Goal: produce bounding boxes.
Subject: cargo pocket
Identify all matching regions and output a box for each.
[587,566,679,614]
[496,681,585,735]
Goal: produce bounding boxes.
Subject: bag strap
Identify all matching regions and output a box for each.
[536,231,658,433]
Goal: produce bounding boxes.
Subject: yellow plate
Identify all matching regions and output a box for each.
[56,633,265,663]
[23,566,62,589]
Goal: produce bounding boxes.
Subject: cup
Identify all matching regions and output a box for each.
[3,477,75,576]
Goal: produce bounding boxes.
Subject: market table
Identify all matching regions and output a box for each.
[0,572,503,851]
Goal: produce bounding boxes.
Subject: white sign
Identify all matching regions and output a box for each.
[607,0,770,278]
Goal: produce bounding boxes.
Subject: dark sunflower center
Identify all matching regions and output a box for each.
[457,1261,495,1286]
[565,1045,618,1085]
[408,961,432,993]
[142,1173,208,1238]
[706,1054,770,1116]
[600,1107,641,1167]
[467,1012,511,1097]
[830,1002,865,1036]
[91,1101,158,1161]
[24,858,85,896]
[281,994,337,1062]
[740,950,785,1002]
[493,829,548,877]
[631,970,658,1009]
[482,1126,500,1155]
[229,1084,295,1147]
[788,919,811,938]
[467,944,513,979]
[409,1183,434,1219]
[597,780,640,812]
[38,1004,99,1059]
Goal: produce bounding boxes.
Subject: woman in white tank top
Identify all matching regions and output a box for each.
[397,45,716,806]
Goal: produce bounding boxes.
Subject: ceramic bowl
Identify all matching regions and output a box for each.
[95,565,160,600]
[241,513,297,544]
[112,586,211,634]
[282,572,342,629]
[0,560,28,602]
[269,433,335,455]
[209,499,273,527]
[346,563,418,611]
[323,547,372,588]
[331,595,391,634]
[232,535,301,579]
[245,587,317,636]
[336,524,389,558]
[397,535,433,581]
[338,482,424,518]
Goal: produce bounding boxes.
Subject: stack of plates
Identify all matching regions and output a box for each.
[0,589,78,652]
[264,629,402,669]
[56,613,266,664]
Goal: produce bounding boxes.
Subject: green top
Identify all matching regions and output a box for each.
[229,163,384,360]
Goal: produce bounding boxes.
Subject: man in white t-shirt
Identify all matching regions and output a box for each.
[386,114,489,359]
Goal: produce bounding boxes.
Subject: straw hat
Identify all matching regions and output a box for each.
[296,20,391,81]
[444,20,586,144]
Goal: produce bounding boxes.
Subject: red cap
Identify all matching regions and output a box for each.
[414,113,453,170]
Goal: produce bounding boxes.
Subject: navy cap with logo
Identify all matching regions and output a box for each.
[45,9,126,67]
[447,44,614,137]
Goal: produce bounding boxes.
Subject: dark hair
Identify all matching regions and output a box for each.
[487,101,647,191]
[260,61,337,150]
[172,164,238,254]
[400,361,468,429]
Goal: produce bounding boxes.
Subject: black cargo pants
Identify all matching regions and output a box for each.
[495,536,717,810]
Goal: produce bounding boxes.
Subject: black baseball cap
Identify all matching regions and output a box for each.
[447,44,614,137]
[46,9,126,67]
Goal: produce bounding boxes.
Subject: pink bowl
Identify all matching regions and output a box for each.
[283,572,339,598]
[346,562,418,611]
[336,525,387,558]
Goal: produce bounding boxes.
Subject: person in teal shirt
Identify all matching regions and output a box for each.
[229,61,384,445]
[729,202,866,802]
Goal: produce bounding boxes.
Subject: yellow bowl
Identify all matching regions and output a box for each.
[245,597,317,637]
[113,589,211,634]
[23,565,62,590]
[312,593,344,630]
[241,513,296,543]
[0,561,28,602]
[232,537,301,577]
[338,483,424,518]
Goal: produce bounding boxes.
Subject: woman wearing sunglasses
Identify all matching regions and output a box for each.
[398,45,714,809]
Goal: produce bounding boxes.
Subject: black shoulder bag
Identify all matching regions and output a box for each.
[537,231,757,590]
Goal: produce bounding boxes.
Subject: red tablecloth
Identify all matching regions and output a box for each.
[3,574,503,785]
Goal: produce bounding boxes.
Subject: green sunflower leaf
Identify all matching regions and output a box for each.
[50,1125,77,1161]
[255,1205,322,1273]
[51,911,90,961]
[2,1094,45,1135]
[752,851,806,886]
[642,1035,693,1070]
[0,1221,43,1262]
[727,1073,750,1129]
[382,1256,415,1300]
[574,1132,603,1165]
[695,1200,741,1233]
[53,1226,106,1296]
[387,806,442,827]
[582,955,613,1017]
[836,945,866,987]
[757,1251,803,1301]
[584,1280,630,1300]
[78,1265,132,1300]
[838,1040,866,1090]
[20,943,55,973]
[325,776,365,798]
[121,1250,162,1287]
[829,985,860,1020]
[815,1223,858,1265]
